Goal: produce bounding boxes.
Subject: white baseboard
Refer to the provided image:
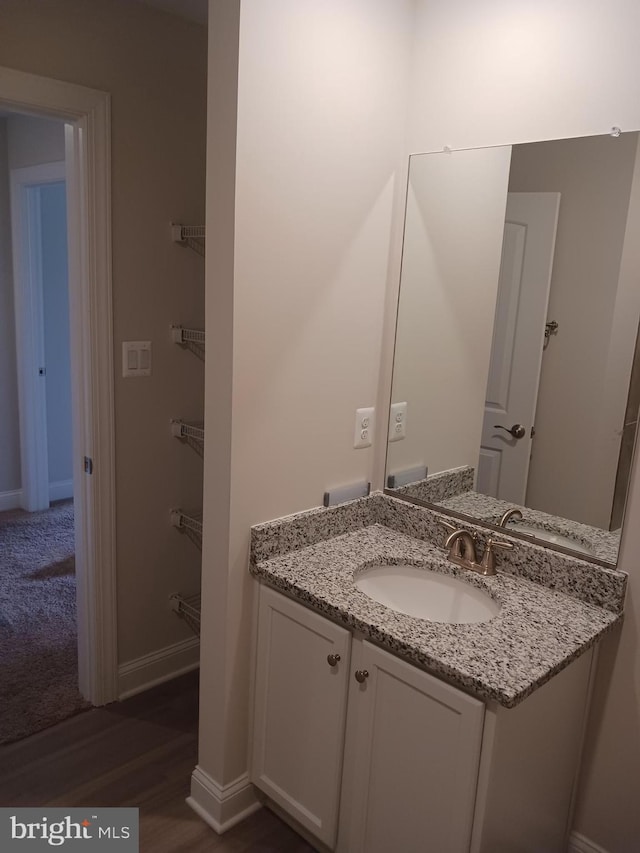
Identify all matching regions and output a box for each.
[569,831,610,853]
[187,766,261,834]
[118,635,200,700]
[0,489,23,511]
[49,479,73,502]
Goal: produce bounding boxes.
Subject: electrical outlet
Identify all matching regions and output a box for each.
[122,341,152,377]
[354,407,374,449]
[388,402,407,442]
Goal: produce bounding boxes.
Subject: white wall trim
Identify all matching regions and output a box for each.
[118,636,200,700]
[187,767,261,834]
[0,65,117,706]
[49,479,74,502]
[0,489,23,511]
[569,831,611,853]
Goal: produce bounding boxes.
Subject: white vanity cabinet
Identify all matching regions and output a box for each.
[250,583,594,853]
[251,585,352,848]
[336,640,484,853]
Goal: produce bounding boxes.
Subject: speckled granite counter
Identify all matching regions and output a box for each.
[250,493,626,709]
[438,490,620,564]
[388,468,620,564]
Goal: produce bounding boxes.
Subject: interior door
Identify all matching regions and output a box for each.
[10,161,67,511]
[477,192,560,504]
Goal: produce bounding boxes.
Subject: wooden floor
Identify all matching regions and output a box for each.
[0,671,314,852]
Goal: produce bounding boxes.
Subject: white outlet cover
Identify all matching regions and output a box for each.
[354,407,374,449]
[388,402,407,442]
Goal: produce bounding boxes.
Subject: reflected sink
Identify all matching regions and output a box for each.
[354,564,500,624]
[509,523,594,556]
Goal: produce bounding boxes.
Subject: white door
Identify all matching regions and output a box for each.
[251,585,351,849]
[477,192,560,504]
[338,640,484,853]
[11,161,70,511]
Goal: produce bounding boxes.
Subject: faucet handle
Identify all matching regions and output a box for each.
[479,537,514,575]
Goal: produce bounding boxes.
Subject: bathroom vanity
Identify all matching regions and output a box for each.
[248,493,626,853]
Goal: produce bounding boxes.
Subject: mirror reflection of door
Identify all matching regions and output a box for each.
[478,192,560,503]
[385,132,640,565]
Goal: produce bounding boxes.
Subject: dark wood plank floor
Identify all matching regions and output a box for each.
[0,671,314,852]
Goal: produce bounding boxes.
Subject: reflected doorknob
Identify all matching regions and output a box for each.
[494,423,526,439]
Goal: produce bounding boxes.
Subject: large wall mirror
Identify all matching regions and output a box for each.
[385,132,640,567]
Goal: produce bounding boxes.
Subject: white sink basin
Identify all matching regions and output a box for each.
[354,564,500,624]
[509,523,594,556]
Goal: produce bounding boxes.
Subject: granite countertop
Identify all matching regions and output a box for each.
[251,521,622,708]
[438,490,620,564]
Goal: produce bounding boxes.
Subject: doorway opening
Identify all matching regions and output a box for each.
[0,114,85,743]
[0,66,116,741]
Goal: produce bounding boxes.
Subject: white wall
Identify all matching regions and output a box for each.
[403,2,640,849]
[0,118,21,500]
[387,147,510,479]
[196,1,640,847]
[196,0,415,799]
[407,0,640,153]
[508,134,640,529]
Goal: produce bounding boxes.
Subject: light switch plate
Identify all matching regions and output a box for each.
[388,402,407,442]
[354,407,374,449]
[122,341,152,377]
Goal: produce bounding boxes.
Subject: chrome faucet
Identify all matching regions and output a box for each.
[440,520,514,576]
[499,508,523,527]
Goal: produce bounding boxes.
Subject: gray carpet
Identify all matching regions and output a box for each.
[0,501,91,745]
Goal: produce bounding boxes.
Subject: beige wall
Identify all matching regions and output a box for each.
[387,147,510,480]
[0,118,20,496]
[197,0,415,790]
[0,0,208,664]
[509,134,639,529]
[7,114,65,169]
[401,1,640,849]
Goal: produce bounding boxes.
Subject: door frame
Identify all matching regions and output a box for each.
[0,66,117,705]
[10,160,67,512]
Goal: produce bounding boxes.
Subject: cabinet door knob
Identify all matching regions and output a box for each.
[355,669,369,683]
[327,653,341,667]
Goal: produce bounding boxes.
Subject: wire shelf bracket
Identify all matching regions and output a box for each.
[171,325,205,347]
[170,592,201,636]
[171,222,205,256]
[170,508,203,536]
[171,419,204,442]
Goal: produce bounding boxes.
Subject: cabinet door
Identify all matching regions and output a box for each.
[340,640,484,853]
[251,585,351,848]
